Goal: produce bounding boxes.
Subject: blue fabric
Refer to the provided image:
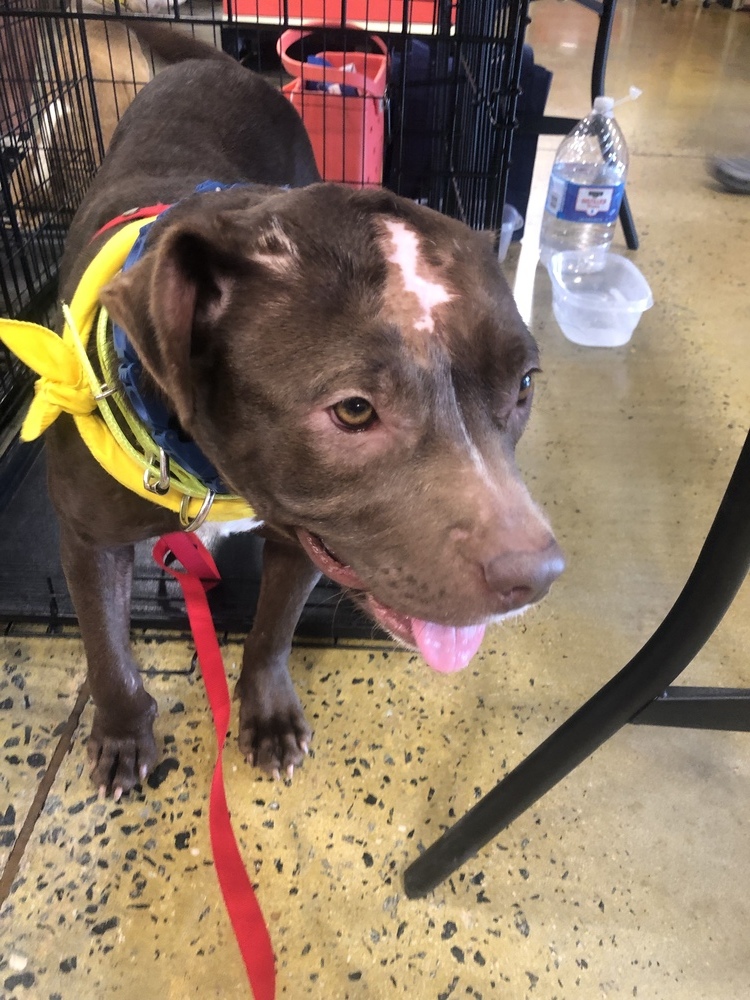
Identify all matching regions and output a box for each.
[305,55,358,96]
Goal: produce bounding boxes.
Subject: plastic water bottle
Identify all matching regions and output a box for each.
[539,96,629,269]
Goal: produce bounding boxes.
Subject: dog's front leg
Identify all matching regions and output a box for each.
[60,525,157,797]
[236,536,321,779]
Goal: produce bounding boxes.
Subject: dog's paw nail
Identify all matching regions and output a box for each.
[98,785,107,801]
[285,764,294,780]
[114,787,123,803]
[271,768,281,781]
[139,764,149,781]
[300,742,309,756]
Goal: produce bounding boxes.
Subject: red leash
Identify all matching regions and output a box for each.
[153,532,276,1000]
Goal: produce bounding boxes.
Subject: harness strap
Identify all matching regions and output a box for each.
[92,203,173,241]
[153,532,276,1000]
[0,218,255,524]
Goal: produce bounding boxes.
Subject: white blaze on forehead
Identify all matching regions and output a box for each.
[252,217,299,275]
[382,219,452,334]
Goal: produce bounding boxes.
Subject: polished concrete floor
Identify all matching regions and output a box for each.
[1,1,750,997]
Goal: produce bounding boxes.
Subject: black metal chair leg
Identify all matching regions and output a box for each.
[619,191,639,250]
[404,428,750,898]
[590,0,614,104]
[591,0,639,249]
[631,687,750,731]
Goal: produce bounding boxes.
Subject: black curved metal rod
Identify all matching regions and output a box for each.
[404,428,750,898]
[590,0,639,248]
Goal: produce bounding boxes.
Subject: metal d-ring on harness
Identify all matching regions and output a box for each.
[179,490,216,532]
[139,439,216,529]
[94,383,118,401]
[143,447,171,496]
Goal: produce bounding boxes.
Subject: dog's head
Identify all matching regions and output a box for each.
[101,184,563,671]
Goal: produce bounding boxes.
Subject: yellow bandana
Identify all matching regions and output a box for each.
[0,219,255,528]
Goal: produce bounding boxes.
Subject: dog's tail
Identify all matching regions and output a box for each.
[118,20,234,67]
[32,2,232,67]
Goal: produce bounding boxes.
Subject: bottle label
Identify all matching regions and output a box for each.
[545,176,625,223]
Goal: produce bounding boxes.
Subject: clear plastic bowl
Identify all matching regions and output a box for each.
[497,204,524,262]
[549,251,654,347]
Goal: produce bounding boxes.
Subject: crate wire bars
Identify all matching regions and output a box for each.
[0,0,530,286]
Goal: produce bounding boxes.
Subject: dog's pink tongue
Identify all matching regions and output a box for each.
[411,620,486,674]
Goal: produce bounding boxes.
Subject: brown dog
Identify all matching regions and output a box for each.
[44,54,563,797]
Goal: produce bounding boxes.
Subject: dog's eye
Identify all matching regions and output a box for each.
[331,397,378,431]
[517,370,538,405]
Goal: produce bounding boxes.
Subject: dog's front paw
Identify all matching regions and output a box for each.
[235,672,312,780]
[88,698,158,800]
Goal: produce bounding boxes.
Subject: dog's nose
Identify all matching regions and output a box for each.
[484,540,565,610]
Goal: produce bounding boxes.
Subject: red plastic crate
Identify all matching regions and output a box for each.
[278,28,388,186]
[226,1,444,31]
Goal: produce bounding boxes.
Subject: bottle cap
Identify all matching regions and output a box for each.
[593,96,615,116]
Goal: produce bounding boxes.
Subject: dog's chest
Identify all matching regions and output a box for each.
[195,517,265,549]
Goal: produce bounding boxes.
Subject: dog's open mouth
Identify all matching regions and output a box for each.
[296,529,486,674]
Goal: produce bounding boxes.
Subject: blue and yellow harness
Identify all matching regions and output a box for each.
[0,212,255,529]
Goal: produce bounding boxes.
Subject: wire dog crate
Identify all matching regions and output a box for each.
[0,0,531,630]
[0,0,530,301]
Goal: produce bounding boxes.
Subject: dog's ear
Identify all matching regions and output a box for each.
[100,221,247,426]
[101,210,299,425]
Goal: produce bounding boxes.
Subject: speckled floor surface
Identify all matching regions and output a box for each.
[1,1,750,998]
